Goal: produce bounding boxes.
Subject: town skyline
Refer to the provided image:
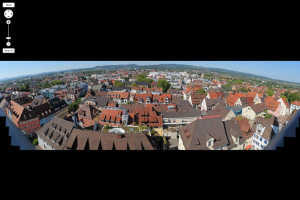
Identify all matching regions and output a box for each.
[0,61,300,84]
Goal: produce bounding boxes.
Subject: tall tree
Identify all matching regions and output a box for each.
[196,88,207,95]
[266,89,274,96]
[157,79,171,93]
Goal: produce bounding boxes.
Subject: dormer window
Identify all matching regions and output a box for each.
[207,140,213,147]
[257,124,262,133]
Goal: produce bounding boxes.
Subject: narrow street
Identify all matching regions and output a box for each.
[0,108,36,150]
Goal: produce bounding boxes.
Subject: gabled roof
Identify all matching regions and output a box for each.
[264,98,280,111]
[223,119,245,149]
[8,100,38,122]
[291,100,300,106]
[240,97,254,106]
[36,117,74,150]
[64,130,159,150]
[254,116,278,140]
[226,94,239,106]
[237,118,253,138]
[250,103,268,114]
[178,117,229,150]
[76,103,99,120]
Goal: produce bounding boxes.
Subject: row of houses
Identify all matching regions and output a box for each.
[4,97,68,136]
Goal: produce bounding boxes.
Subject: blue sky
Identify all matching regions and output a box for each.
[0,61,299,83]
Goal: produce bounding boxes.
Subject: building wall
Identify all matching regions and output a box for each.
[18,117,41,135]
[256,111,266,118]
[254,98,261,105]
[223,110,236,121]
[229,135,244,150]
[243,137,253,150]
[290,104,300,114]
[54,107,68,119]
[252,132,268,150]
[235,98,242,106]
[153,127,163,136]
[242,107,256,120]
[201,98,207,111]
[267,105,281,118]
[178,135,185,150]
[38,136,55,150]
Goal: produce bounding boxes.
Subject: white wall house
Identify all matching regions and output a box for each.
[252,122,278,150]
[290,101,300,114]
[277,98,289,116]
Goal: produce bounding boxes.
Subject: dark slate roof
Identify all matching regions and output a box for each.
[112,86,131,91]
[162,110,201,118]
[136,81,150,86]
[48,97,68,111]
[31,102,52,120]
[178,117,229,150]
[36,117,74,150]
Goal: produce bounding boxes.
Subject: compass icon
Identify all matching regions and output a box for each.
[4,9,13,19]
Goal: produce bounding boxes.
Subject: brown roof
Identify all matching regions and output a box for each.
[224,119,246,149]
[240,97,254,106]
[36,117,74,150]
[76,103,99,120]
[178,117,229,150]
[250,103,268,114]
[207,105,235,119]
[176,100,194,111]
[120,103,143,113]
[7,100,38,122]
[64,130,159,150]
[237,118,253,138]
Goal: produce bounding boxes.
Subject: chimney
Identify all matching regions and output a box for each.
[116,133,123,139]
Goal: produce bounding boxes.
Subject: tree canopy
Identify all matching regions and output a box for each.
[196,88,207,95]
[137,74,154,84]
[266,89,274,96]
[114,80,125,87]
[157,79,171,93]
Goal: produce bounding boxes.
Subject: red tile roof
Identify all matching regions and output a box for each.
[291,100,300,106]
[265,98,280,111]
[132,106,163,127]
[235,93,246,98]
[226,94,239,106]
[107,92,130,99]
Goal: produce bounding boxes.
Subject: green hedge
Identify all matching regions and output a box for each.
[33,139,39,145]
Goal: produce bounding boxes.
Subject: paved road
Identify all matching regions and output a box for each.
[0,108,36,150]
